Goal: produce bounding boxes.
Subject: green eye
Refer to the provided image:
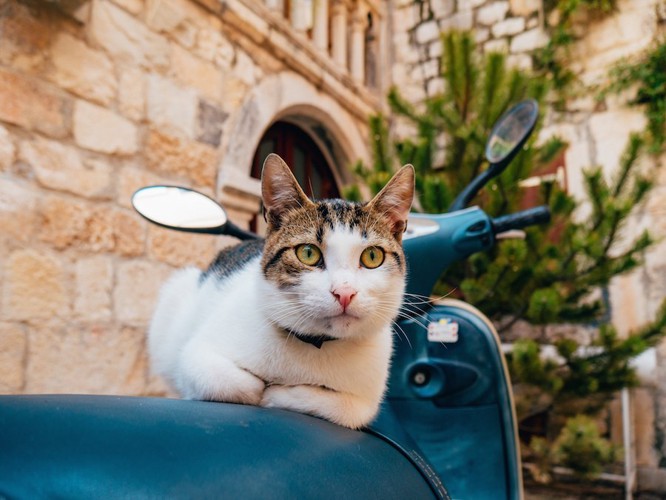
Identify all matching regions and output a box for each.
[295,244,322,266]
[360,246,385,269]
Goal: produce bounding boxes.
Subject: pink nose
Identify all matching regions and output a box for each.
[332,285,357,310]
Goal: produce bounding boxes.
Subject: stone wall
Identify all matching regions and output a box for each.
[0,0,375,396]
[392,0,546,104]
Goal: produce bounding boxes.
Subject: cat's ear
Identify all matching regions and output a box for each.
[261,153,313,227]
[368,165,414,240]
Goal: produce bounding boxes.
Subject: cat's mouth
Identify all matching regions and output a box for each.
[326,311,360,320]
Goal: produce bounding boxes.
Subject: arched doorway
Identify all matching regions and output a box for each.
[251,121,341,199]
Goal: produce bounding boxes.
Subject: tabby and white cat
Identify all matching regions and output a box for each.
[148,154,414,429]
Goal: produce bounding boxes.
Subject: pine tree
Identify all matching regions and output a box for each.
[351,30,666,480]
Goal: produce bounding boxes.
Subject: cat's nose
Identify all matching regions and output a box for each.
[332,286,357,310]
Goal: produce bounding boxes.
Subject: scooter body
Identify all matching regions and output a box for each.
[369,209,522,500]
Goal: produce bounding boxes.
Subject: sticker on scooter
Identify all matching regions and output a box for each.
[427,318,459,343]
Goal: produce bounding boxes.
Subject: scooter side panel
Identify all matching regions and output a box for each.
[384,300,521,500]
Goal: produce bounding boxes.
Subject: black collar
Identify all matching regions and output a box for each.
[283,328,337,349]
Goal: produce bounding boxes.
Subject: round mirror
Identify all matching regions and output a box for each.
[132,186,228,231]
[485,99,539,165]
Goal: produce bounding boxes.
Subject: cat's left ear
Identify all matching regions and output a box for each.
[368,165,414,240]
[262,153,313,228]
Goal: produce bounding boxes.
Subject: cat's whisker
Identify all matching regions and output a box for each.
[402,289,457,304]
[391,321,413,350]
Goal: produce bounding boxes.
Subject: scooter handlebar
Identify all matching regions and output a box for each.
[492,205,551,234]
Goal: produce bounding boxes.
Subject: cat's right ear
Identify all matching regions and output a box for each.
[261,153,313,228]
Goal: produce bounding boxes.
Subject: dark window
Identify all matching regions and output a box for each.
[251,121,340,200]
[251,121,340,231]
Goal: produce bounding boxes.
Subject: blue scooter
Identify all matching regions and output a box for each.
[0,100,548,499]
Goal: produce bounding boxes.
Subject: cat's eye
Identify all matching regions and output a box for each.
[360,246,385,269]
[295,244,322,266]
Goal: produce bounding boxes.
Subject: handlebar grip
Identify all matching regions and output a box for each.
[492,205,551,234]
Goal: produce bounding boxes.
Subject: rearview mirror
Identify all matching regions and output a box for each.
[485,99,539,168]
[132,186,228,233]
[449,99,539,212]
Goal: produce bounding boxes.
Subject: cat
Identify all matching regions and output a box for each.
[148,153,414,429]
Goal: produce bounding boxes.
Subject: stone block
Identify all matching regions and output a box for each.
[89,0,169,70]
[75,256,113,321]
[0,322,26,393]
[477,1,509,26]
[484,37,509,53]
[114,260,171,326]
[19,137,113,198]
[421,59,440,80]
[49,33,117,106]
[509,0,539,16]
[145,129,217,188]
[145,371,175,397]
[221,77,249,109]
[113,208,146,257]
[0,1,54,73]
[589,109,646,177]
[0,179,37,242]
[146,74,198,138]
[146,0,185,32]
[195,28,235,68]
[415,21,440,45]
[110,0,143,14]
[0,125,15,171]
[233,50,261,86]
[73,100,138,155]
[430,0,455,18]
[117,165,171,208]
[148,225,217,268]
[491,16,525,37]
[171,43,224,101]
[0,68,71,138]
[197,100,228,147]
[429,40,443,59]
[427,77,445,96]
[118,68,145,121]
[25,323,148,395]
[475,28,491,44]
[2,250,70,322]
[457,0,485,10]
[440,10,473,30]
[510,27,549,53]
[507,53,532,70]
[396,39,421,64]
[393,5,417,34]
[145,0,206,32]
[39,195,115,252]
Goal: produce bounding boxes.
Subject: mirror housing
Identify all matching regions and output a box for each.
[449,99,539,212]
[132,186,260,240]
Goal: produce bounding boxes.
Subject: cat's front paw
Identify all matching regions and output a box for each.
[260,384,292,409]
